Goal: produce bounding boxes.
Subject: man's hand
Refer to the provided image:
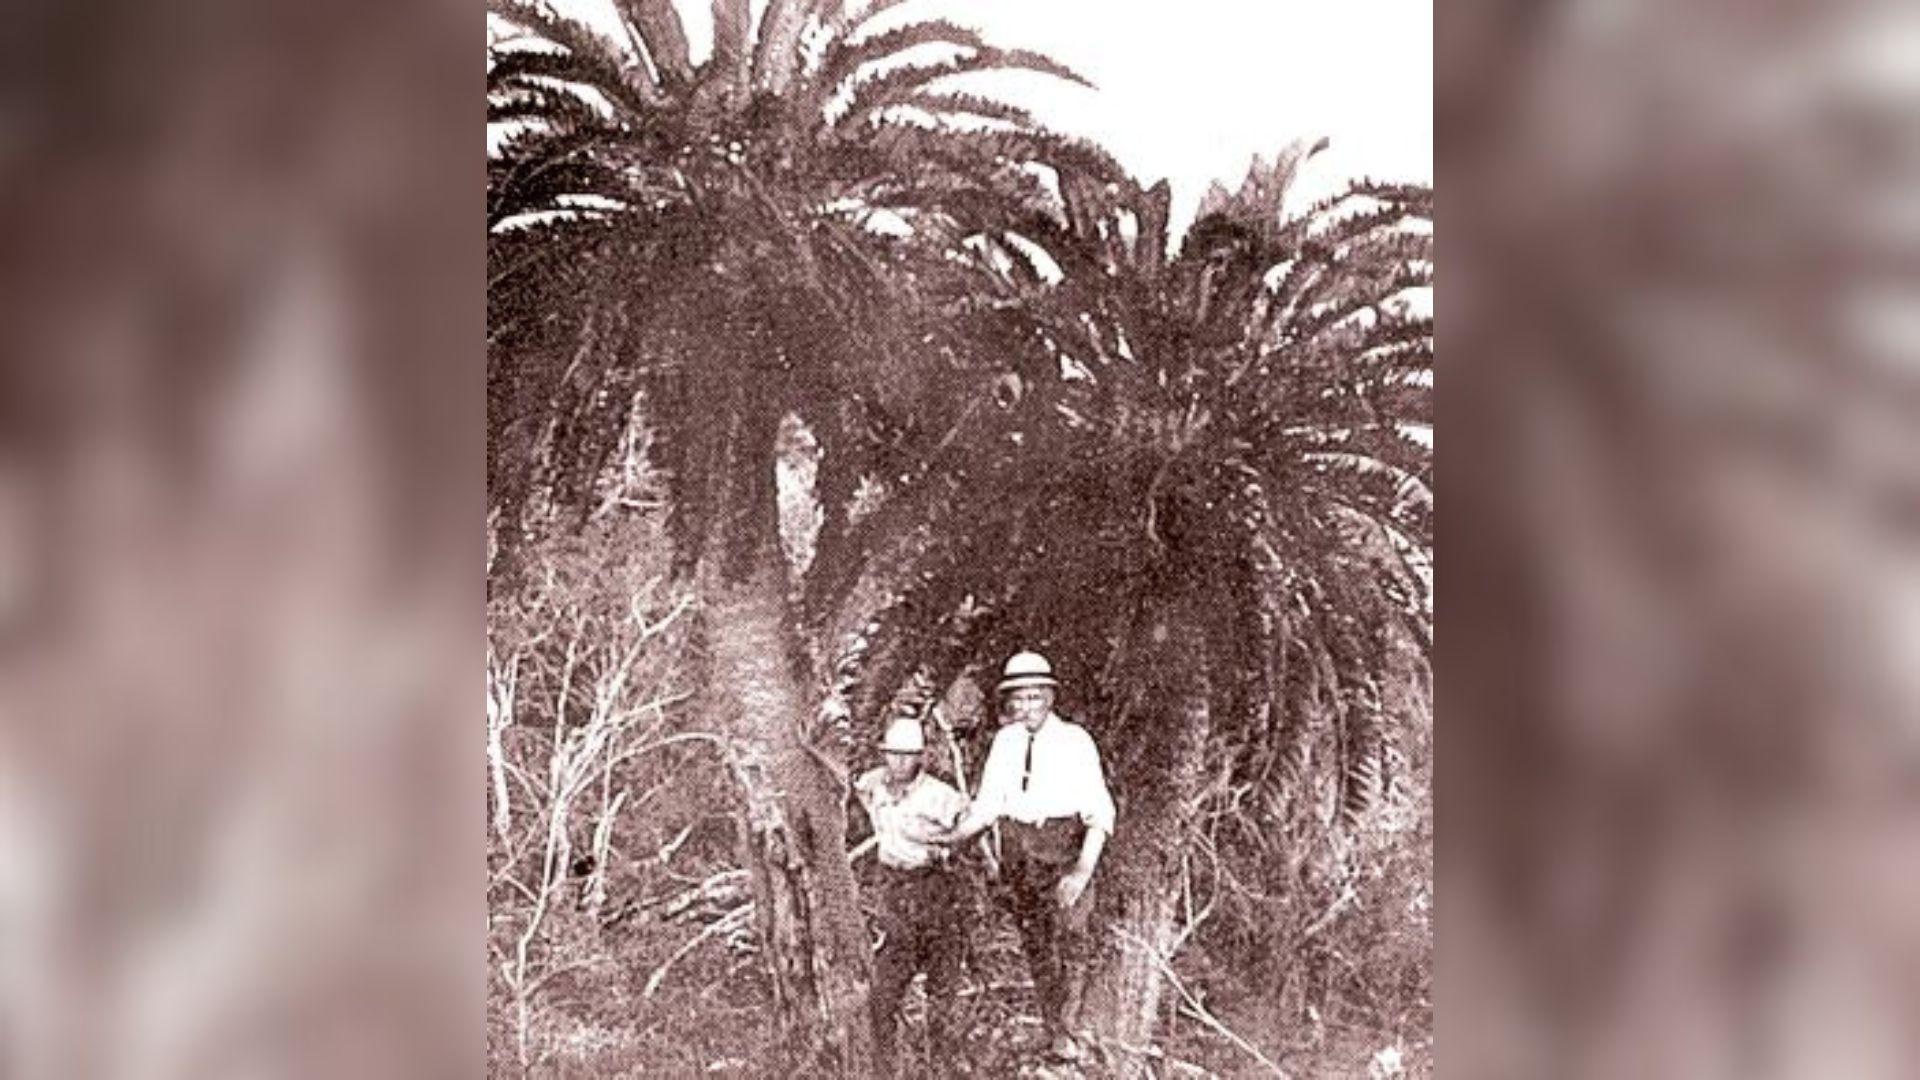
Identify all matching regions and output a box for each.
[927,817,976,847]
[1055,866,1093,909]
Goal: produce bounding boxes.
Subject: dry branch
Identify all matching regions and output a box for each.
[644,903,754,999]
[1114,927,1290,1079]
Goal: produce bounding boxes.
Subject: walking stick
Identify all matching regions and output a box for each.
[932,704,999,879]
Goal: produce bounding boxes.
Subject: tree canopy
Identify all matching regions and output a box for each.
[852,141,1432,828]
[487,0,1124,585]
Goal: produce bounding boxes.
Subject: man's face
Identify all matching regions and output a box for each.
[1007,687,1053,730]
[883,750,920,783]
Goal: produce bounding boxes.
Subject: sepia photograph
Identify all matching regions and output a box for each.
[11,0,1920,1077]
[487,0,1436,1068]
[487,0,1432,1075]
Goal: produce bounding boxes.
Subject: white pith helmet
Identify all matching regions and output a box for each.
[880,716,925,753]
[996,650,1059,694]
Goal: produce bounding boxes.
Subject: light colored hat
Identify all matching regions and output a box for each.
[996,650,1059,693]
[879,716,925,753]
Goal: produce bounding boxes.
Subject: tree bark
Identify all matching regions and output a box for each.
[1079,603,1216,1076]
[672,367,876,1073]
[701,546,876,1076]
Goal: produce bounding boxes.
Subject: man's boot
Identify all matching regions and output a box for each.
[1048,966,1089,1062]
[1044,982,1083,1063]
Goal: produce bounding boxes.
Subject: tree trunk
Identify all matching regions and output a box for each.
[701,545,876,1076]
[1079,603,1216,1075]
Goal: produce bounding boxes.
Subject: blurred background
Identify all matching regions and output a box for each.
[0,0,480,1077]
[1,0,1916,1077]
[1440,0,1920,1077]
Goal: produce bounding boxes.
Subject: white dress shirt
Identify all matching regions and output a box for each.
[973,713,1116,836]
[855,768,969,870]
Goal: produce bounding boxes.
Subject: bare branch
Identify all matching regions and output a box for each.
[487,653,520,846]
[1297,886,1358,943]
[1112,927,1291,1079]
[523,955,613,998]
[490,870,541,907]
[656,868,752,921]
[644,904,754,999]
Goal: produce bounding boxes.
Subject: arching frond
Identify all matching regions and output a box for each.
[1192,135,1330,241]
[836,45,1089,132]
[751,0,813,96]
[709,0,754,95]
[488,0,663,109]
[816,19,997,93]
[614,0,693,88]
[836,154,1432,829]
[488,0,1104,570]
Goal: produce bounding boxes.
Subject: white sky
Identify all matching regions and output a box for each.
[541,0,1431,236]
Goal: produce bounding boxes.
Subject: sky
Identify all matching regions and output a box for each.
[544,0,1432,236]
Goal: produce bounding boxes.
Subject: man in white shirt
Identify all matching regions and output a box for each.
[935,651,1116,1059]
[853,716,970,1071]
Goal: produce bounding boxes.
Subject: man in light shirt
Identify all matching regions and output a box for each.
[853,715,970,1071]
[935,650,1116,1060]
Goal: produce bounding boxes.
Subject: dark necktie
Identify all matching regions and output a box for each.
[1021,728,1035,794]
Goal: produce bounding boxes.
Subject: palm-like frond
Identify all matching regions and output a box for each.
[614,0,693,86]
[849,151,1433,828]
[838,56,1085,138]
[489,0,664,109]
[749,0,814,95]
[487,0,1122,579]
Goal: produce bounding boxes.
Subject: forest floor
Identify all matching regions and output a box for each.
[505,880,1431,1079]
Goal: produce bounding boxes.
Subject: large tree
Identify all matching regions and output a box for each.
[855,144,1433,1071]
[484,0,1120,1071]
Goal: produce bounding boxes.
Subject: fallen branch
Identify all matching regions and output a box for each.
[658,869,751,922]
[520,955,612,999]
[1114,927,1290,1079]
[953,979,1040,998]
[1298,886,1358,943]
[644,903,753,999]
[1170,836,1222,955]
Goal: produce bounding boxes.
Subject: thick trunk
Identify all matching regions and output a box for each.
[681,378,875,1073]
[702,549,875,1075]
[1080,605,1215,1075]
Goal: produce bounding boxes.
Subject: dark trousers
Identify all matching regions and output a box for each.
[870,864,964,1065]
[1000,818,1095,1038]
